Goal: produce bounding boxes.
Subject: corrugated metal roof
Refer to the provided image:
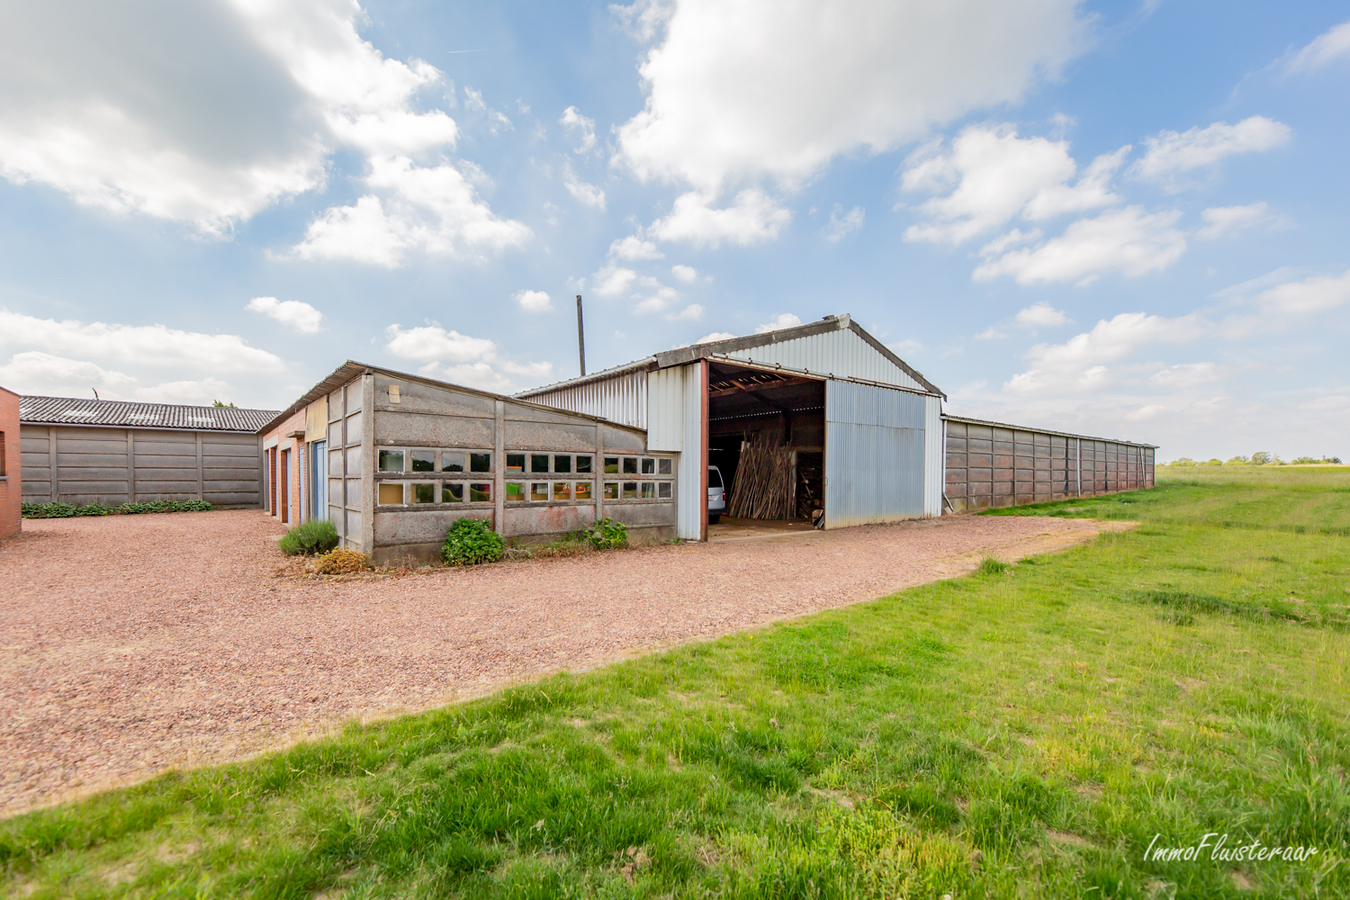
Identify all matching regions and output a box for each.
[516,314,944,400]
[19,396,277,432]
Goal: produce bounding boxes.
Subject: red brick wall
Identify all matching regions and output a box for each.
[261,409,307,526]
[0,386,20,539]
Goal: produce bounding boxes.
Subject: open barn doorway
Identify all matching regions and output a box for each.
[706,361,825,541]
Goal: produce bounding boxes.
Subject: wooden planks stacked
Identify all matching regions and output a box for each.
[726,432,794,520]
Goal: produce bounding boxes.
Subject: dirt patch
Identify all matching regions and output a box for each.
[0,509,1129,816]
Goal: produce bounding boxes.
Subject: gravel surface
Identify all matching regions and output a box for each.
[0,509,1126,816]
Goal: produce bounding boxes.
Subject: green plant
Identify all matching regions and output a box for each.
[21,499,213,518]
[313,548,369,574]
[583,516,628,550]
[278,519,340,556]
[976,556,1010,576]
[441,517,504,566]
[119,499,213,514]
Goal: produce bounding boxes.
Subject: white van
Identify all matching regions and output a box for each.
[708,465,726,524]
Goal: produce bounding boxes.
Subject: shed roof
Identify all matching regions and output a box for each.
[20,396,278,432]
[518,313,944,398]
[258,360,653,436]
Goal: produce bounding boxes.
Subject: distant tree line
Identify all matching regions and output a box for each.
[1164,453,1342,467]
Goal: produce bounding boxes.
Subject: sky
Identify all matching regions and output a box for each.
[0,0,1347,462]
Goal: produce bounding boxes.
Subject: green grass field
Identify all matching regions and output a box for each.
[3,468,1348,898]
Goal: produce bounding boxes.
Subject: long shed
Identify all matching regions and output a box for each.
[19,397,275,509]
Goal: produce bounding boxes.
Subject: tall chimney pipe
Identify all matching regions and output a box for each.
[576,294,586,377]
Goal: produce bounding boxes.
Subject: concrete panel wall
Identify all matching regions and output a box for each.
[0,386,18,539]
[20,423,263,508]
[823,380,927,528]
[943,417,1155,512]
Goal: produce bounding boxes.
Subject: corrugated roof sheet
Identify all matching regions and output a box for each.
[19,396,277,432]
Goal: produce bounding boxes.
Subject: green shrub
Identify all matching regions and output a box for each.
[21,499,213,518]
[119,499,212,514]
[442,517,504,566]
[583,517,628,550]
[279,519,340,556]
[976,557,1010,576]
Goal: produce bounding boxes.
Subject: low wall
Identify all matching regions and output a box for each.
[943,416,1154,512]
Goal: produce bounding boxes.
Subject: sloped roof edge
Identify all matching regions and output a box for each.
[20,396,277,432]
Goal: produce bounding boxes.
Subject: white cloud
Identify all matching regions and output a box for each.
[974,206,1186,286]
[670,264,699,282]
[246,296,323,333]
[560,106,598,153]
[1148,362,1221,389]
[755,313,802,333]
[1014,302,1070,327]
[592,264,638,297]
[1253,269,1350,315]
[383,321,550,393]
[1196,202,1270,240]
[1285,20,1350,73]
[614,0,1087,194]
[292,156,531,266]
[563,163,606,209]
[1003,311,1209,395]
[633,278,682,314]
[1132,116,1291,188]
[0,351,134,398]
[134,378,233,405]
[975,326,1005,340]
[902,125,1125,243]
[648,189,791,248]
[0,0,476,234]
[514,289,553,312]
[384,322,497,363]
[0,308,283,372]
[610,235,663,261]
[695,331,737,344]
[668,304,704,321]
[823,205,865,242]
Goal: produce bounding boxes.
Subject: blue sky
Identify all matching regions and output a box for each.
[0,0,1346,461]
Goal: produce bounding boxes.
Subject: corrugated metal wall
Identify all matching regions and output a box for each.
[671,364,706,540]
[722,327,924,391]
[943,417,1155,511]
[520,368,648,430]
[922,395,944,518]
[19,424,263,508]
[824,380,928,528]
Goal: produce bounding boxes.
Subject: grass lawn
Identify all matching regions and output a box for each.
[3,469,1348,898]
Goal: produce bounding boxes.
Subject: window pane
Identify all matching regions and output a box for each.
[470,482,492,502]
[378,449,405,473]
[658,458,672,475]
[441,451,464,472]
[603,482,618,499]
[575,481,592,500]
[623,482,638,499]
[553,482,572,501]
[641,482,655,499]
[531,453,550,473]
[413,483,435,504]
[470,452,491,472]
[658,481,672,499]
[604,456,619,474]
[641,458,655,474]
[442,483,464,503]
[506,453,525,472]
[576,455,592,474]
[505,482,525,502]
[623,457,638,474]
[411,450,436,472]
[531,482,549,502]
[553,454,572,474]
[378,482,404,505]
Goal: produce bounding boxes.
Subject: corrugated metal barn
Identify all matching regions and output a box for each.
[19,397,275,508]
[520,314,948,539]
[521,314,1157,539]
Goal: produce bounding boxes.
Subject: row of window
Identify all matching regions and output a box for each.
[375,480,675,506]
[374,449,674,476]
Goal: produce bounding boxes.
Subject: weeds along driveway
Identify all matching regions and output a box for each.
[0,509,1129,816]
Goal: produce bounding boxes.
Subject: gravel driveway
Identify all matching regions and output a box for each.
[0,509,1124,816]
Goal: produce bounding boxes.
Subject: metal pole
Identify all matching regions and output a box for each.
[576,294,586,377]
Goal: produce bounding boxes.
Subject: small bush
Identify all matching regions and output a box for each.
[976,557,1010,576]
[314,549,369,574]
[442,517,504,566]
[21,499,213,518]
[279,519,340,556]
[583,517,628,550]
[120,499,212,515]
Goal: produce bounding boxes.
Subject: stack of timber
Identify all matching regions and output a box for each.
[726,432,794,520]
[795,456,823,518]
